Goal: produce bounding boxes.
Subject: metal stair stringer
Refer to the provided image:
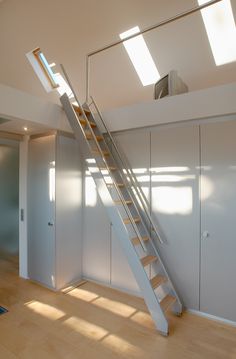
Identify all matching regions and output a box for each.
[60,92,181,335]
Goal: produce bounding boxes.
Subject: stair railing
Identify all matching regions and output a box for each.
[88,96,164,245]
[60,64,148,251]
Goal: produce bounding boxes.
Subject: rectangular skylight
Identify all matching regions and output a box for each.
[32,48,58,89]
[119,26,160,86]
[198,0,236,66]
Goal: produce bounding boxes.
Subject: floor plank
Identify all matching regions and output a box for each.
[1,254,236,358]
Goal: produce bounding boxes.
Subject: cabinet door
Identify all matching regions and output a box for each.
[112,131,151,294]
[200,120,236,321]
[28,135,56,288]
[82,170,111,284]
[151,125,200,309]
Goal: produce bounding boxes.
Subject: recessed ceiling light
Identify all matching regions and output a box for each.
[198,0,236,66]
[23,127,28,131]
[119,26,160,86]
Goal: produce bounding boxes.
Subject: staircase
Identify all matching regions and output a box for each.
[60,70,182,335]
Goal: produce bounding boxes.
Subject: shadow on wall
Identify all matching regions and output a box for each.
[0,144,19,255]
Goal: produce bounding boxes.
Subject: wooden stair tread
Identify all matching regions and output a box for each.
[114,200,132,205]
[100,166,117,171]
[132,236,149,245]
[79,118,96,128]
[160,294,176,312]
[85,132,103,141]
[141,255,157,267]
[73,105,90,115]
[150,275,167,289]
[123,217,140,224]
[108,183,124,187]
[91,149,109,157]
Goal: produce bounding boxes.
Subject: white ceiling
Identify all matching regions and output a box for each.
[0,116,53,135]
[0,0,236,111]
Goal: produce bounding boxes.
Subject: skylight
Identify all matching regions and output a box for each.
[198,0,236,66]
[119,26,160,86]
[33,48,58,88]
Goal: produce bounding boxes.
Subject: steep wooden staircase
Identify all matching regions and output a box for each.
[60,68,183,335]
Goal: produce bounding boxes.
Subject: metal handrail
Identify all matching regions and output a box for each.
[86,0,223,100]
[60,64,148,251]
[89,96,164,244]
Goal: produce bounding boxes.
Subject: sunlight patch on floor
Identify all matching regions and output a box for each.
[102,333,144,356]
[66,287,100,302]
[93,297,137,318]
[25,301,65,320]
[63,316,108,340]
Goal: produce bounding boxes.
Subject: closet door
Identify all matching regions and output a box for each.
[111,131,150,294]
[200,120,236,321]
[151,125,200,309]
[82,170,111,284]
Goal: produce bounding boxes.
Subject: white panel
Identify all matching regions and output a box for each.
[82,171,110,284]
[28,135,56,288]
[111,226,140,295]
[111,131,151,293]
[151,125,200,309]
[200,119,236,321]
[55,134,83,289]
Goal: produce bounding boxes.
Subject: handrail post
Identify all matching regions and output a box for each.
[86,55,90,103]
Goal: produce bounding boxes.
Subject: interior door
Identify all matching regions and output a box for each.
[200,119,236,321]
[28,135,56,288]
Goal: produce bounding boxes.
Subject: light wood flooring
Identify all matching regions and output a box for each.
[0,254,236,359]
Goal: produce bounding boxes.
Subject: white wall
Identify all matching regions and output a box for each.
[82,124,201,306]
[0,84,69,131]
[102,82,236,132]
[1,0,236,110]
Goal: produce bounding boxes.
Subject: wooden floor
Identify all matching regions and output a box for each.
[0,255,236,359]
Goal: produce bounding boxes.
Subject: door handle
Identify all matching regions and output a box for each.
[48,222,54,227]
[201,231,210,240]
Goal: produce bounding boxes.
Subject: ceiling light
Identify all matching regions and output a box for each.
[119,26,160,86]
[23,127,28,131]
[198,0,236,66]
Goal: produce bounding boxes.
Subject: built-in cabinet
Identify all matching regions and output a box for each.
[200,121,236,322]
[28,133,83,290]
[151,125,200,310]
[83,117,236,322]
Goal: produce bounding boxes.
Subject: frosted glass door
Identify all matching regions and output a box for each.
[0,143,19,255]
[28,135,56,288]
[200,120,236,321]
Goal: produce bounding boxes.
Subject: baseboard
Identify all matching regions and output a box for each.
[188,309,236,328]
[60,278,86,293]
[82,276,142,299]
